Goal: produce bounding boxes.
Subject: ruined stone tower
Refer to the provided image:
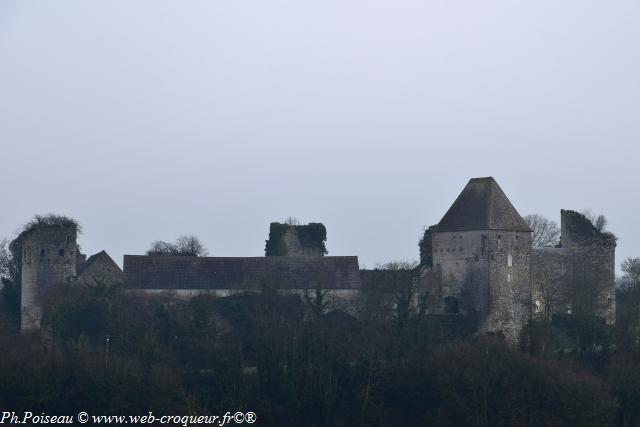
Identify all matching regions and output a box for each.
[265,222,328,257]
[560,209,616,323]
[428,177,533,341]
[18,224,78,331]
[530,209,616,324]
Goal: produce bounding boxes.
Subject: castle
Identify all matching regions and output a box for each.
[14,177,616,342]
[418,177,616,341]
[13,222,122,330]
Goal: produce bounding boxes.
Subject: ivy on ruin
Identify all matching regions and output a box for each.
[419,225,436,268]
[265,222,328,256]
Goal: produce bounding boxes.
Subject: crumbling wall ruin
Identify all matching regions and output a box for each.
[530,210,616,324]
[265,222,327,257]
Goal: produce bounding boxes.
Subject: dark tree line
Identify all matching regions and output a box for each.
[2,213,640,425]
[0,280,635,426]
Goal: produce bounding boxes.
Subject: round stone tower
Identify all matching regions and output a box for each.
[19,224,78,331]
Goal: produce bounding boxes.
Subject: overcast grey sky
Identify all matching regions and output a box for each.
[1,1,638,271]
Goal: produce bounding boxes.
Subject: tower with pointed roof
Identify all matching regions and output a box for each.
[428,177,533,341]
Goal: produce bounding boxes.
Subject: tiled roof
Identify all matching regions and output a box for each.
[123,255,361,290]
[436,177,531,232]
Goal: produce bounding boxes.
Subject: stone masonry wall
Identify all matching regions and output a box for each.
[76,253,124,287]
[530,248,570,320]
[483,230,532,343]
[20,226,77,331]
[431,230,489,315]
[560,210,616,324]
[566,242,616,324]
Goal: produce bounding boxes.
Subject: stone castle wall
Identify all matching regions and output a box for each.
[483,230,531,342]
[566,241,616,323]
[529,210,616,326]
[76,252,124,287]
[15,202,616,341]
[428,229,532,342]
[431,230,489,315]
[281,229,324,257]
[530,248,570,320]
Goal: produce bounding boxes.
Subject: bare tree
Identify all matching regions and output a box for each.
[285,216,300,226]
[616,276,635,292]
[174,235,208,256]
[0,238,21,285]
[0,239,13,283]
[532,267,565,321]
[147,240,173,255]
[581,209,608,232]
[0,238,21,327]
[376,260,419,325]
[523,214,560,247]
[147,235,208,256]
[362,261,419,324]
[621,257,640,328]
[622,258,640,286]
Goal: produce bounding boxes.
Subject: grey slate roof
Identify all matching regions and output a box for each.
[124,255,361,290]
[436,177,532,232]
